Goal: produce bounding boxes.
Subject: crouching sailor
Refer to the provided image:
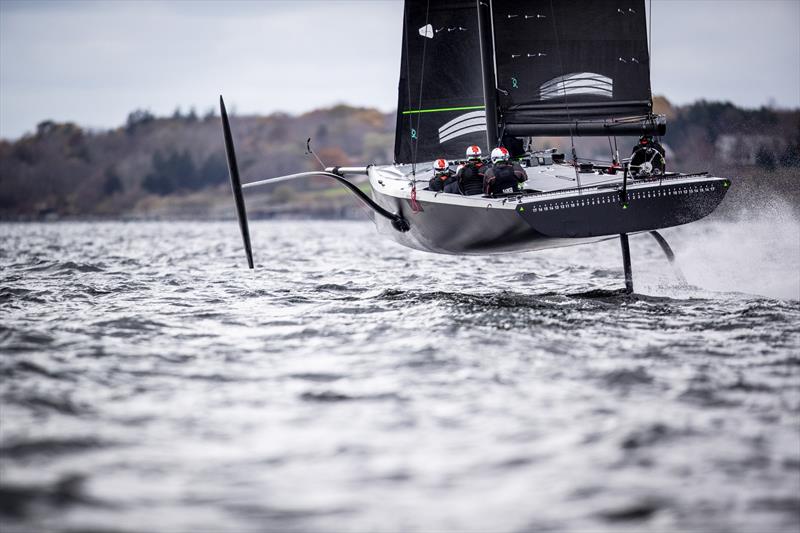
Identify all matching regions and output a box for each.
[457,145,486,195]
[630,135,666,177]
[484,146,527,196]
[428,158,458,193]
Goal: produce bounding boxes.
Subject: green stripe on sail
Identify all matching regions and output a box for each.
[401,105,485,115]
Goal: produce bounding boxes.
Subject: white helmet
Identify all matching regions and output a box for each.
[466,145,482,160]
[432,158,448,172]
[491,146,510,163]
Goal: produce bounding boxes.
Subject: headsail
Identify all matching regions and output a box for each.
[491,0,657,136]
[394,0,488,164]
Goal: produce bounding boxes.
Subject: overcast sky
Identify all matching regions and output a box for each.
[1,0,798,139]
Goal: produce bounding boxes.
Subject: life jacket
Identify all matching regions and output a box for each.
[443,181,461,194]
[485,162,519,195]
[428,171,455,192]
[630,140,666,176]
[458,162,485,196]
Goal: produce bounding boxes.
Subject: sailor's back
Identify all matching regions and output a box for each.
[457,161,486,196]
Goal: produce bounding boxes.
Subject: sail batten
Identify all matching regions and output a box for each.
[401,105,485,116]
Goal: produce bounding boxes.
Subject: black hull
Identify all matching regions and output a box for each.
[374,194,562,254]
[370,176,730,255]
[516,178,730,238]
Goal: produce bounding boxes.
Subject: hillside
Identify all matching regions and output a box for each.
[0,99,797,220]
[0,105,394,220]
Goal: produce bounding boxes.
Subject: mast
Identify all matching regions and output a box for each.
[477,0,499,150]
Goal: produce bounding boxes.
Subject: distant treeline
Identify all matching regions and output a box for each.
[0,98,797,219]
[0,104,393,218]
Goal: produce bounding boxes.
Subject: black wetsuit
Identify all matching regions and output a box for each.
[630,139,666,176]
[443,180,461,194]
[484,161,527,195]
[457,161,486,196]
[501,134,526,159]
[428,171,457,192]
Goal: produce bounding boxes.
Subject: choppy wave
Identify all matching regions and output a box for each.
[0,220,798,532]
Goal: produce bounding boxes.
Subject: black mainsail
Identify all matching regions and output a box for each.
[492,0,659,136]
[394,0,662,164]
[394,0,488,164]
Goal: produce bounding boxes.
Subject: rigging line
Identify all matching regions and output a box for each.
[648,0,653,70]
[547,0,570,122]
[488,0,500,142]
[648,0,657,127]
[402,1,415,170]
[548,0,581,190]
[488,0,499,85]
[411,0,432,179]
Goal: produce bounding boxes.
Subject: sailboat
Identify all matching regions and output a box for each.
[220,0,730,293]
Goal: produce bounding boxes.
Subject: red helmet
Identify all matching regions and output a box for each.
[433,158,448,171]
[491,146,510,163]
[466,145,482,160]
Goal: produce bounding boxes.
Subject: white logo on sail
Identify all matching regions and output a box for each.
[419,24,433,39]
[438,111,486,144]
[540,72,613,100]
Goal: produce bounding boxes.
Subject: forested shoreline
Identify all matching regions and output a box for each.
[0,97,797,220]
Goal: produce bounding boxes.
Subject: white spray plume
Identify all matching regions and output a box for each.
[654,196,800,301]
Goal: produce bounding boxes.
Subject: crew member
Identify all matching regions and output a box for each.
[428,158,457,192]
[630,135,666,177]
[484,146,527,195]
[457,145,486,195]
[500,133,526,159]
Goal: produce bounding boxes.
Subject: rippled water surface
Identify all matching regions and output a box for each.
[1,220,799,532]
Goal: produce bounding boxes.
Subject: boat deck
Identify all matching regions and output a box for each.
[375,162,719,208]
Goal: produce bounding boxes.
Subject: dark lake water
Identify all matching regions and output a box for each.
[1,218,799,532]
